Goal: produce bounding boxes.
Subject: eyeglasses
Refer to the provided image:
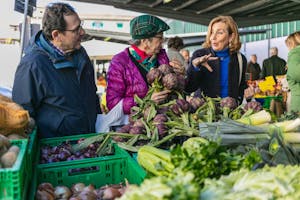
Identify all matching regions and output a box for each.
[64,21,84,34]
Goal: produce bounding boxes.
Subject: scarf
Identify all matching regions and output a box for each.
[129,45,158,72]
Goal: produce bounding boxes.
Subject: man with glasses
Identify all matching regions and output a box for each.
[106,14,185,115]
[12,3,100,138]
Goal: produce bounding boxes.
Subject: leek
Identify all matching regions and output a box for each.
[282,132,300,143]
[272,118,300,132]
[236,110,271,125]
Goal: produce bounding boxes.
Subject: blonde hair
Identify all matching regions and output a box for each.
[285,31,300,50]
[203,16,241,54]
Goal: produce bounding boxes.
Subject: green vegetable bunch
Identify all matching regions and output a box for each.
[170,137,261,186]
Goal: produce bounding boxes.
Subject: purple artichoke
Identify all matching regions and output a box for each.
[153,114,168,124]
[188,97,206,112]
[133,118,145,128]
[146,68,162,85]
[143,106,151,120]
[156,123,168,138]
[117,124,131,133]
[158,64,174,75]
[157,106,169,114]
[129,126,145,135]
[244,101,263,112]
[220,97,238,110]
[162,73,178,90]
[129,110,142,125]
[171,99,191,115]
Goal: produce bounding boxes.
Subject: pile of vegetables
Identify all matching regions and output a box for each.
[201,165,300,200]
[0,135,20,168]
[120,130,300,199]
[120,137,262,199]
[36,182,128,200]
[39,139,114,164]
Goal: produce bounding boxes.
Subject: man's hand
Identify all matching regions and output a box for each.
[192,53,218,72]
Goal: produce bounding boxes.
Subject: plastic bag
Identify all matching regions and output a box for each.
[95,100,128,133]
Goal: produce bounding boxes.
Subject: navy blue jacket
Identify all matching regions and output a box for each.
[185,48,247,104]
[12,31,100,138]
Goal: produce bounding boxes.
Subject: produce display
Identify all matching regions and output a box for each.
[119,137,261,199]
[36,182,128,200]
[201,165,300,200]
[39,140,111,164]
[119,131,300,199]
[0,134,20,168]
[81,65,279,153]
[3,65,300,199]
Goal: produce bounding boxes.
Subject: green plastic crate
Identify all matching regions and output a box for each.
[263,96,283,109]
[36,133,129,167]
[0,140,28,200]
[37,153,145,187]
[27,128,37,165]
[28,133,146,199]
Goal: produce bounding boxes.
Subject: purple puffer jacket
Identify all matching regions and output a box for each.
[106,48,169,114]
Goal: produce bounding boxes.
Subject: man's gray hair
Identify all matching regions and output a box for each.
[270,47,278,56]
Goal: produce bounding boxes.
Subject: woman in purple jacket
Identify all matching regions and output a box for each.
[106,15,184,114]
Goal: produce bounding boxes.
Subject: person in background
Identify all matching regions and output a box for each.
[106,15,185,114]
[180,49,190,66]
[167,36,188,70]
[285,31,300,112]
[12,3,100,138]
[246,54,261,81]
[185,15,247,103]
[260,47,286,79]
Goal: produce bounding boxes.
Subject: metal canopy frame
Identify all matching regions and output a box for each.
[69,0,300,27]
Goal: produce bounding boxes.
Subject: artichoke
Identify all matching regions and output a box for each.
[162,73,178,90]
[153,114,168,138]
[158,64,174,75]
[146,68,162,85]
[153,114,168,124]
[157,106,169,114]
[244,101,263,112]
[220,97,237,118]
[156,123,168,138]
[129,126,145,135]
[188,97,206,112]
[133,118,145,128]
[220,97,238,110]
[117,124,131,133]
[171,99,190,115]
[129,110,142,124]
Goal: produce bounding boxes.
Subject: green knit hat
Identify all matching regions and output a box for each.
[130,15,170,39]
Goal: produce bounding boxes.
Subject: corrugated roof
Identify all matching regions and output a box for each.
[69,0,300,27]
